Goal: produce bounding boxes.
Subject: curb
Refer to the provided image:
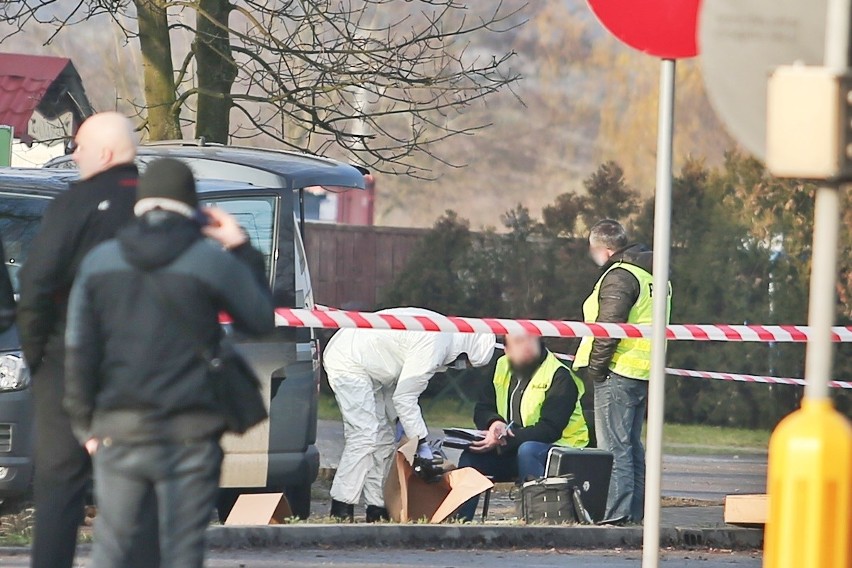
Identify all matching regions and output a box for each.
[0,545,91,556]
[0,525,763,555]
[206,524,763,551]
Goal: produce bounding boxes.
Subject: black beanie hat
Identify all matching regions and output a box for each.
[137,158,198,208]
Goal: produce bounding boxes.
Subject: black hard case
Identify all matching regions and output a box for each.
[545,447,614,523]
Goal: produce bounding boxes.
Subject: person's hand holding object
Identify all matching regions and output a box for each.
[202,207,248,250]
[470,420,513,453]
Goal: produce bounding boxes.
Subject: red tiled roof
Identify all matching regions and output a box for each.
[0,53,71,144]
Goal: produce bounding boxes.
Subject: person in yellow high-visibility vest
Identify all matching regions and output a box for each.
[573,219,671,524]
[456,333,589,521]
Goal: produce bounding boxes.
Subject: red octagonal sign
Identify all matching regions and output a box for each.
[587,0,700,59]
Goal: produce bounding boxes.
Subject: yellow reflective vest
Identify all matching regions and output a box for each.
[573,261,671,380]
[493,352,589,448]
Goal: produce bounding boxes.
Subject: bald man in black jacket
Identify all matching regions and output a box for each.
[17,112,157,568]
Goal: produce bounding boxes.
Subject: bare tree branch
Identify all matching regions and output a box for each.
[1,0,526,174]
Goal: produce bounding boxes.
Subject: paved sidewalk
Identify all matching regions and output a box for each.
[0,548,764,567]
[311,477,728,528]
[313,418,765,532]
[0,422,763,560]
[315,420,768,502]
[661,506,725,528]
[205,522,762,550]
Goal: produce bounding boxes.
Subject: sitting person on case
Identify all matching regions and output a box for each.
[456,333,589,521]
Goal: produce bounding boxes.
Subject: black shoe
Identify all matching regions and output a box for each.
[600,515,630,526]
[366,505,390,523]
[330,499,355,522]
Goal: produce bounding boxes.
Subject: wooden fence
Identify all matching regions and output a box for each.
[304,222,426,309]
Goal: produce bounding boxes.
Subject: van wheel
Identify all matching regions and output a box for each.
[285,482,312,520]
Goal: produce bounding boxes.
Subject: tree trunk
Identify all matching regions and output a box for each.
[135,0,181,140]
[194,0,235,144]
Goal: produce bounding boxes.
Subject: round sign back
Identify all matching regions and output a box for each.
[587,0,700,59]
[699,0,827,159]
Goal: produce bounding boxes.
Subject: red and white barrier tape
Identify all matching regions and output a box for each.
[221,307,852,388]
[491,342,852,390]
[663,367,852,390]
[540,348,852,390]
[276,307,852,343]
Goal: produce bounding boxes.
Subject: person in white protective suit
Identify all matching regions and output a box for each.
[323,307,496,522]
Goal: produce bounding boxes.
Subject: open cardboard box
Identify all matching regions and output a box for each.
[384,438,494,523]
[224,493,293,526]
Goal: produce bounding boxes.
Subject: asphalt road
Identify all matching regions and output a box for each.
[0,549,763,567]
[0,422,766,568]
[316,420,767,501]
[660,454,766,500]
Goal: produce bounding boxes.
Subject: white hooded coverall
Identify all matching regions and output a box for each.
[323,307,496,507]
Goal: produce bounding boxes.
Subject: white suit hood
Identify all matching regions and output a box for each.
[446,331,496,368]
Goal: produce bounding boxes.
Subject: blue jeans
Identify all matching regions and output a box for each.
[594,373,648,523]
[455,441,554,521]
[92,439,223,568]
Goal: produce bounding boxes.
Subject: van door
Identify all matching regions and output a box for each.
[199,192,286,488]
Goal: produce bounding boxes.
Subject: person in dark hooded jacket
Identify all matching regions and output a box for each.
[573,219,671,524]
[64,158,275,568]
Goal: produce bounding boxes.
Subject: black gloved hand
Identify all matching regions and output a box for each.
[413,455,445,483]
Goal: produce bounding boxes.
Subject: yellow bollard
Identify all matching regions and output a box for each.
[764,398,852,568]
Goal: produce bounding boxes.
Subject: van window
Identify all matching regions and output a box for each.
[0,193,50,293]
[293,215,313,308]
[200,196,276,281]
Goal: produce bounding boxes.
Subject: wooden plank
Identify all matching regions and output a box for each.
[303,223,427,310]
[362,232,377,291]
[375,236,395,281]
[724,494,768,527]
[315,235,328,283]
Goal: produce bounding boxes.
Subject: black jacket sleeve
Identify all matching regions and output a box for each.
[214,244,275,337]
[230,241,268,291]
[17,193,80,370]
[0,239,16,333]
[504,367,579,451]
[63,256,102,443]
[473,376,504,430]
[585,267,640,383]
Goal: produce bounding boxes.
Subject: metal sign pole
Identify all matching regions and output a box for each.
[804,186,840,401]
[762,3,851,566]
[642,57,676,568]
[804,0,851,403]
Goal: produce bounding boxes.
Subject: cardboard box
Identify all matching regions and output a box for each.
[224,493,293,526]
[384,438,494,523]
[724,494,768,527]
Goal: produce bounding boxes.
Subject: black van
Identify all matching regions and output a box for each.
[0,144,365,518]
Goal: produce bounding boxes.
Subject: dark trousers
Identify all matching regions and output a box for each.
[456,441,554,521]
[92,439,223,568]
[31,346,90,568]
[31,343,159,568]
